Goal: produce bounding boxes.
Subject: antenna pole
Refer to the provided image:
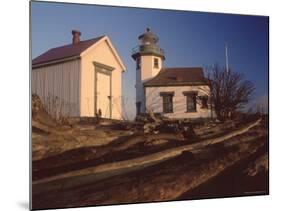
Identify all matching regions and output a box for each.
[225,44,229,73]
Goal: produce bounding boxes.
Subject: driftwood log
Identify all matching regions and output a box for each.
[142,111,197,141]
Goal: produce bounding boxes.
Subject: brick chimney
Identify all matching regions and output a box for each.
[72,30,81,44]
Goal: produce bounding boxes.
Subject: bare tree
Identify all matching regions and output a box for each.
[206,64,255,121]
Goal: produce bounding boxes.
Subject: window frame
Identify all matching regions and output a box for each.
[136,101,141,115]
[183,91,197,113]
[154,57,159,68]
[160,92,174,113]
[200,96,208,109]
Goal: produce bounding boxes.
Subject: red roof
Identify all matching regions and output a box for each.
[144,67,208,87]
[32,36,105,66]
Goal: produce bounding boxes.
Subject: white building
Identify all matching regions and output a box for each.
[132,28,212,119]
[32,30,126,119]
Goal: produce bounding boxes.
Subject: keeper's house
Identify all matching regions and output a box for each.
[132,28,212,119]
[32,30,126,119]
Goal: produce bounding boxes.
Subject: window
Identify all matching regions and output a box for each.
[136,58,141,69]
[184,92,197,112]
[200,96,208,109]
[154,58,159,68]
[163,95,173,113]
[144,41,151,45]
[160,92,174,113]
[136,102,141,115]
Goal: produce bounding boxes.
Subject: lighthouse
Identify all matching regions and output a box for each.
[132,28,165,116]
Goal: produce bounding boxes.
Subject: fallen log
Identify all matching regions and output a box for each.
[32,120,53,134]
[32,120,73,136]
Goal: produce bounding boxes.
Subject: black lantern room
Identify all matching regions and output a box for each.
[132,27,165,60]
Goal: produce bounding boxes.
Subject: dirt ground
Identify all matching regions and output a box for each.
[32,118,268,210]
[31,95,269,210]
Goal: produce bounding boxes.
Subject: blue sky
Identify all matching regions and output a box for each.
[31,1,269,118]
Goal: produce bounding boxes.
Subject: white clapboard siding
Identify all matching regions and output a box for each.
[32,59,81,117]
[146,85,212,119]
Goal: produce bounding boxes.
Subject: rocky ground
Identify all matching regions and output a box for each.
[31,95,269,210]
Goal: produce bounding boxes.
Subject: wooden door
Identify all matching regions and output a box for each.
[96,72,111,118]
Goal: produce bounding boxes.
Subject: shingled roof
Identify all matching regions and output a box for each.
[144,67,208,87]
[32,36,105,66]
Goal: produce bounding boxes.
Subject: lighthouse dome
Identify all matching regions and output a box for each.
[138,27,159,44]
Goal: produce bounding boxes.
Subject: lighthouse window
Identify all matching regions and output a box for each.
[136,58,141,69]
[136,102,141,115]
[154,58,159,68]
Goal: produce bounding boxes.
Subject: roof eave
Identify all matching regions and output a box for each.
[80,36,127,72]
[144,82,209,87]
[32,55,80,69]
[131,52,165,61]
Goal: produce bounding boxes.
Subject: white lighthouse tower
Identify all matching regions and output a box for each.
[132,28,165,116]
